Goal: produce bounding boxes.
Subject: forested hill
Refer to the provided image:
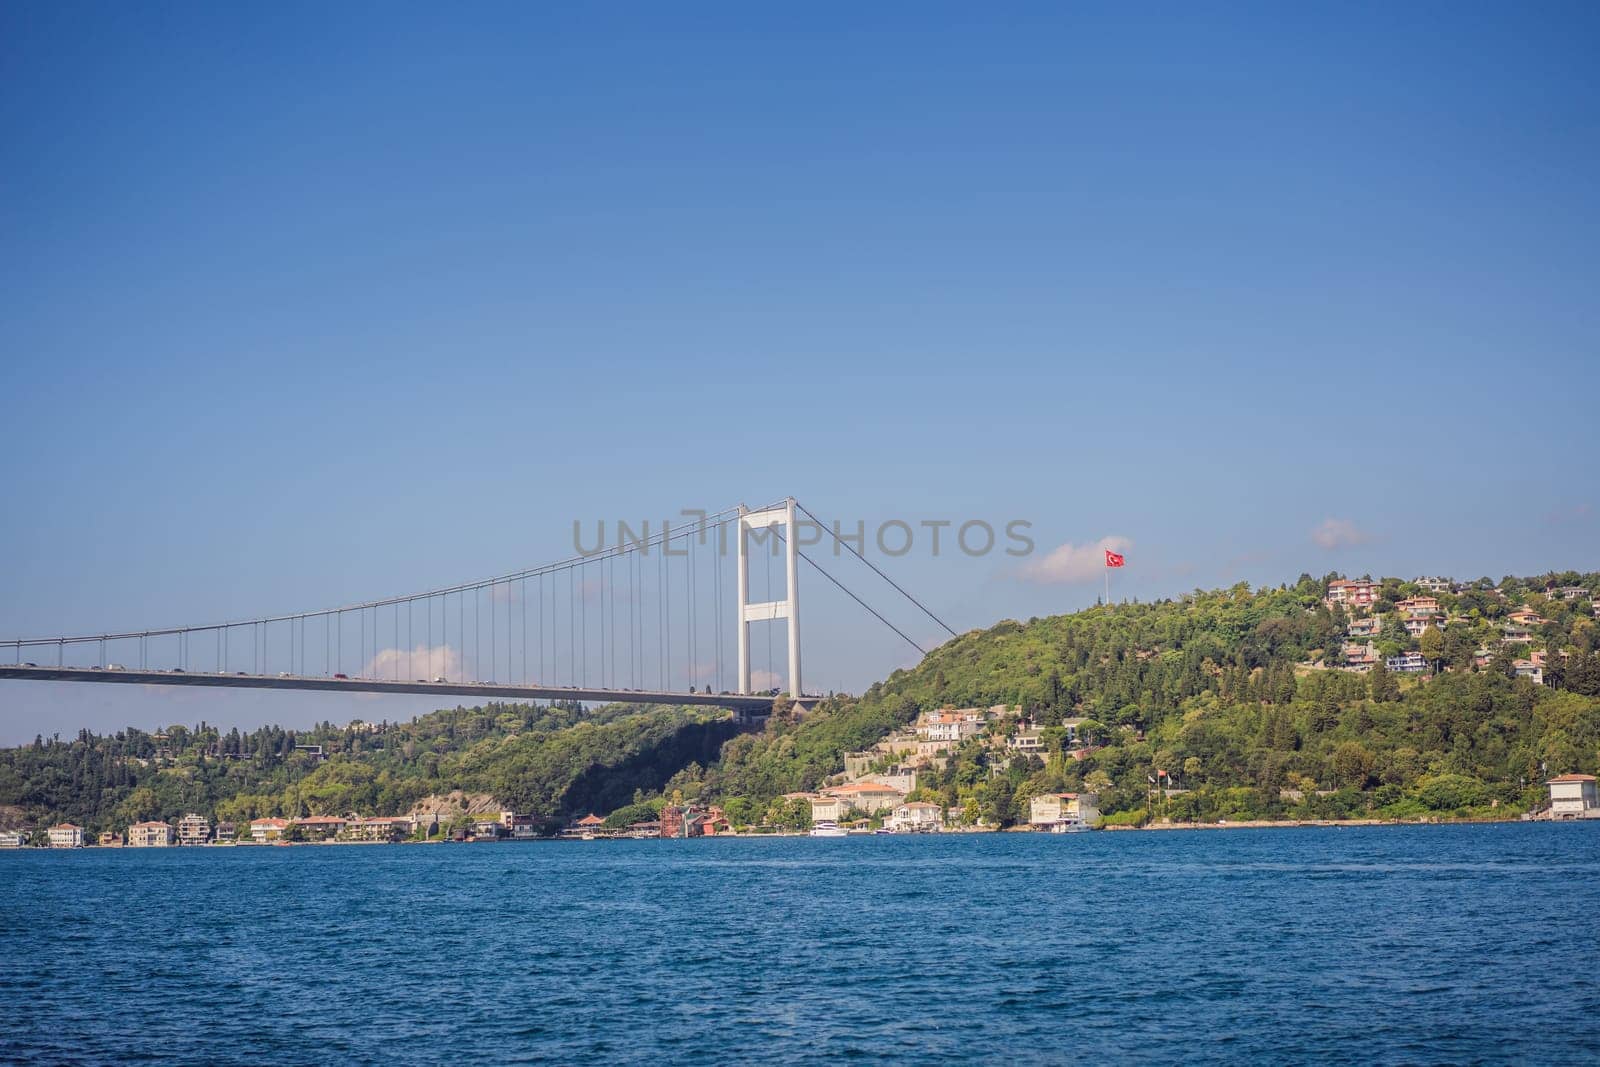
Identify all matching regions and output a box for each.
[0,701,737,836]
[6,572,1600,835]
[697,572,1600,824]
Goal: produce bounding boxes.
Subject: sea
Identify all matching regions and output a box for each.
[3,822,1597,1065]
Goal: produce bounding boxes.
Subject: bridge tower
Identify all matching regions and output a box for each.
[735,498,800,699]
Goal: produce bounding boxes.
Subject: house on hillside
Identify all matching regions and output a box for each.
[1006,725,1046,754]
[1397,596,1441,615]
[1347,617,1383,640]
[1325,579,1380,610]
[1342,642,1379,672]
[1508,609,1547,628]
[1414,577,1453,594]
[916,712,984,746]
[1385,652,1428,673]
[1403,616,1443,637]
[1501,624,1534,644]
[1512,660,1544,685]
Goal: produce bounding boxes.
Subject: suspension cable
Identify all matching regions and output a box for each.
[794,501,957,638]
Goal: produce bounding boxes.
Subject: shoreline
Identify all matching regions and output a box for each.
[1107,815,1532,831]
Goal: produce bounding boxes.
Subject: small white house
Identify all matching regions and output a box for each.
[888,802,943,832]
[1029,793,1101,829]
[1548,774,1600,819]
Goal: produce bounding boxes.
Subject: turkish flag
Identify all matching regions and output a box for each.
[1105,549,1125,568]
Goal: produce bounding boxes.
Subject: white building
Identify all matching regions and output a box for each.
[1548,774,1599,819]
[1006,726,1046,753]
[249,817,289,842]
[0,829,27,848]
[888,801,944,832]
[1028,793,1101,829]
[127,821,174,847]
[916,713,984,745]
[809,796,846,823]
[821,782,906,814]
[176,813,210,846]
[48,823,84,848]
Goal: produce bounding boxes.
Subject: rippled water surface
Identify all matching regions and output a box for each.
[4,823,1598,1064]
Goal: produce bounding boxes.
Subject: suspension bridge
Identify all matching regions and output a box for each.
[0,499,955,723]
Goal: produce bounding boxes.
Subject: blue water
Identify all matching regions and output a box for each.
[3,824,1598,1064]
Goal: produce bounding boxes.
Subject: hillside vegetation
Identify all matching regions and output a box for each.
[5,571,1599,834]
[0,701,735,836]
[693,572,1600,824]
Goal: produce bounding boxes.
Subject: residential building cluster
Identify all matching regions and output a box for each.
[1325,575,1594,683]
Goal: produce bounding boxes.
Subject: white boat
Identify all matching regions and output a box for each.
[808,821,848,837]
[1048,820,1093,834]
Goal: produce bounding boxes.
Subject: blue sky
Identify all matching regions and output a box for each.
[2,3,1597,742]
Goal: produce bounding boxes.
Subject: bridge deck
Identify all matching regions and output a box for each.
[0,666,776,715]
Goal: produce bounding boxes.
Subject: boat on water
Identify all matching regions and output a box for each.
[1048,820,1093,834]
[580,831,595,841]
[808,820,848,837]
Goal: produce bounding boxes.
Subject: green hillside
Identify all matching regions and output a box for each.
[697,572,1600,824]
[5,571,1599,836]
[0,701,736,836]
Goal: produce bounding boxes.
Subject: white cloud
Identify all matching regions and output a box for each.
[1311,518,1372,551]
[363,644,463,682]
[1019,536,1132,585]
[749,669,782,692]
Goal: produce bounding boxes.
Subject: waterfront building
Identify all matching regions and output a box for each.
[658,804,729,838]
[470,819,503,840]
[0,829,27,848]
[1028,793,1101,829]
[176,813,211,846]
[822,781,906,814]
[1548,774,1599,819]
[48,823,84,848]
[808,796,845,823]
[291,815,347,841]
[888,801,944,832]
[507,813,542,839]
[215,821,237,843]
[343,817,408,843]
[249,817,289,842]
[127,821,174,847]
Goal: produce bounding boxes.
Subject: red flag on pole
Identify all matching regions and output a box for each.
[1105,550,1125,568]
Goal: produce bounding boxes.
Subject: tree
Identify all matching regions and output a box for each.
[1418,627,1445,670]
[1331,742,1376,789]
[1369,660,1399,702]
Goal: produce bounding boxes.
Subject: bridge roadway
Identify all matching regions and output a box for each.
[0,666,778,718]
